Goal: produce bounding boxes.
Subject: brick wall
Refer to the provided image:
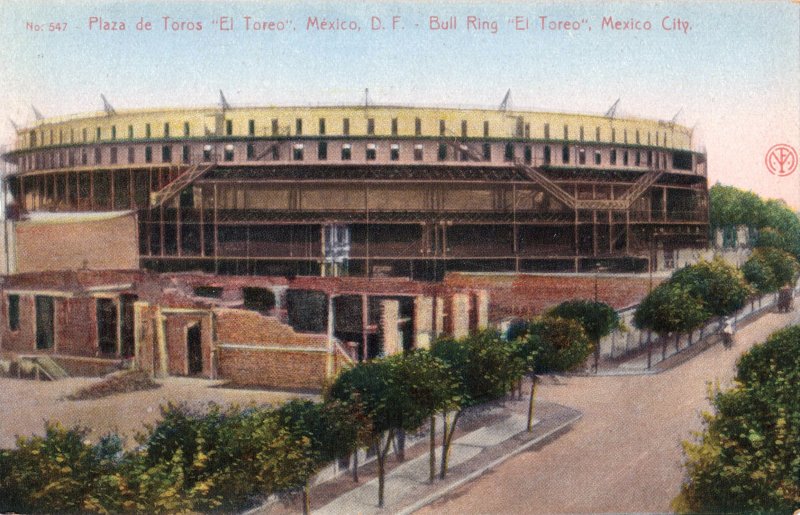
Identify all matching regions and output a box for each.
[0,294,36,353]
[14,213,138,273]
[445,273,662,321]
[56,297,97,357]
[217,348,329,390]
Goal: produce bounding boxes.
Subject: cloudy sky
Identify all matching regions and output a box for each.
[1,1,798,205]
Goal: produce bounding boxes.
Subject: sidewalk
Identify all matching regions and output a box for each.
[256,398,581,514]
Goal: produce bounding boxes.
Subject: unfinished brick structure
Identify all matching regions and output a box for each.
[0,271,488,389]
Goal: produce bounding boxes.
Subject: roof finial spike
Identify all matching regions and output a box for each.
[31,105,44,121]
[605,98,620,118]
[499,89,511,112]
[671,108,683,125]
[219,90,231,111]
[8,118,19,131]
[101,94,116,116]
[364,88,370,108]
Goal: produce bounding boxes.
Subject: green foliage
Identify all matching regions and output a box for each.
[431,329,524,407]
[675,325,800,512]
[743,247,799,294]
[710,184,800,257]
[0,423,124,514]
[669,258,751,317]
[520,316,592,373]
[634,282,710,335]
[546,300,621,342]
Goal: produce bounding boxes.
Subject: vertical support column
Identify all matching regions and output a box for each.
[380,299,401,356]
[434,296,446,338]
[662,187,668,221]
[413,295,434,349]
[213,183,219,273]
[475,290,489,330]
[326,294,335,377]
[156,308,168,378]
[361,294,369,360]
[450,293,470,339]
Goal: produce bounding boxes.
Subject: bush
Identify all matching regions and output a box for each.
[743,247,799,294]
[675,325,800,512]
[521,316,592,374]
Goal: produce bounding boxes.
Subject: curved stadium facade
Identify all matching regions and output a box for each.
[2,105,708,279]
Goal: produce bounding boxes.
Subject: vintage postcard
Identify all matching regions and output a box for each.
[0,1,798,513]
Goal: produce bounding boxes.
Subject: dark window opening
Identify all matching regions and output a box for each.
[243,287,276,312]
[483,143,491,161]
[366,145,377,160]
[203,145,213,162]
[544,123,550,139]
[610,149,617,165]
[96,127,101,140]
[272,119,279,136]
[295,118,303,135]
[286,290,328,333]
[415,118,422,136]
[145,124,151,138]
[319,118,326,135]
[183,145,191,163]
[595,151,601,165]
[8,294,19,331]
[437,143,447,161]
[367,118,375,135]
[164,123,170,138]
[94,147,102,164]
[248,119,255,136]
[390,144,400,161]
[318,141,328,160]
[128,147,135,164]
[128,125,134,139]
[461,120,468,138]
[524,145,532,164]
[194,286,223,298]
[578,148,586,165]
[563,125,569,140]
[483,121,489,137]
[110,147,118,164]
[439,120,446,136]
[184,122,190,136]
[145,146,152,163]
[35,296,54,350]
[623,150,629,166]
[224,145,234,161]
[673,151,693,170]
[414,145,423,161]
[543,146,552,165]
[504,143,515,162]
[162,145,172,163]
[562,145,570,164]
[341,144,352,160]
[97,298,118,355]
[226,119,233,136]
[293,145,304,161]
[579,126,584,141]
[111,126,117,140]
[635,151,641,166]
[343,118,350,136]
[247,143,255,160]
[391,118,398,136]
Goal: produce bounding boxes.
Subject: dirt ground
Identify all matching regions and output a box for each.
[0,376,315,449]
[418,308,800,514]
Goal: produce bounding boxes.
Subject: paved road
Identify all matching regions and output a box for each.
[419,307,800,514]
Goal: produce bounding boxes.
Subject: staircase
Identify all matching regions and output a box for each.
[513,160,577,209]
[14,355,70,381]
[620,170,664,203]
[150,163,216,208]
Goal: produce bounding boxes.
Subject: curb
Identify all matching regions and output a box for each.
[395,411,583,515]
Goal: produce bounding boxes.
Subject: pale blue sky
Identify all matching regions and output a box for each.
[1,1,798,204]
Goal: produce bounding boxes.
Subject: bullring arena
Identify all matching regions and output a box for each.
[0,101,707,387]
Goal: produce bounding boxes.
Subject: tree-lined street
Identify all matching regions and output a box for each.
[418,305,800,513]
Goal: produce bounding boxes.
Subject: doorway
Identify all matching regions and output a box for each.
[187,323,203,375]
[96,298,118,355]
[35,296,55,350]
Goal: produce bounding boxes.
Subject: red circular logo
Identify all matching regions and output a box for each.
[765,144,798,176]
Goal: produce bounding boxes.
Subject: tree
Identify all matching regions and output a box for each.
[326,350,455,507]
[430,330,523,478]
[275,400,366,514]
[516,316,591,431]
[674,325,800,512]
[669,258,751,317]
[634,282,710,361]
[547,299,621,371]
